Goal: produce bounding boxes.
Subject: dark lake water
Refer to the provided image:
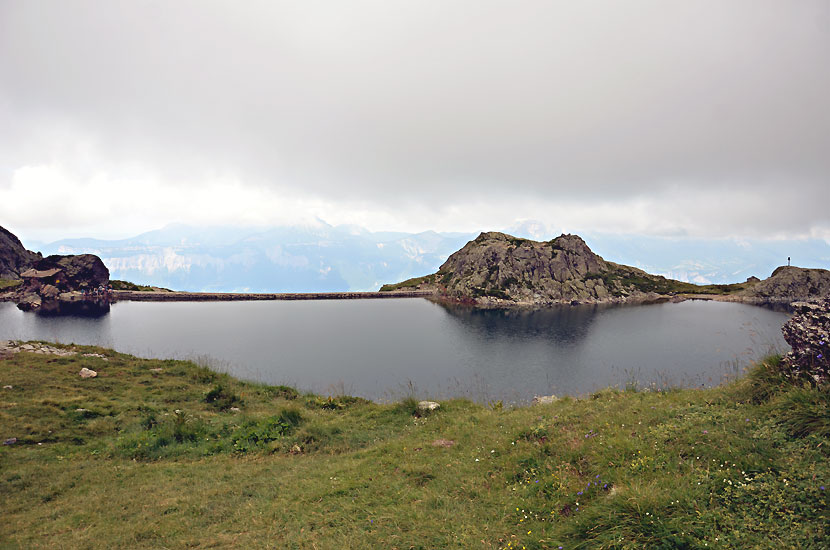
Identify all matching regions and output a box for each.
[0,299,790,402]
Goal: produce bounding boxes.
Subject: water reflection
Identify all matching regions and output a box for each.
[0,299,791,402]
[432,301,605,345]
[33,299,111,317]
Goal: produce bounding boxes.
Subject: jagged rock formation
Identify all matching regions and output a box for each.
[384,232,688,305]
[742,266,830,302]
[781,299,829,383]
[0,225,41,279]
[381,232,830,306]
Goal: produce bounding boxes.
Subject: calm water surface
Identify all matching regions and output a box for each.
[0,299,789,402]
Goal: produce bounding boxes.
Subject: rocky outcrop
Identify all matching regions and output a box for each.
[16,254,110,312]
[381,231,830,307]
[25,254,109,291]
[741,266,830,302]
[781,299,829,383]
[390,232,685,305]
[0,225,41,280]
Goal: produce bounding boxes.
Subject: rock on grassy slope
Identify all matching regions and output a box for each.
[381,232,830,306]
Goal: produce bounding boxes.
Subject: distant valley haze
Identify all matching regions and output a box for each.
[1,1,828,285]
[16,220,830,293]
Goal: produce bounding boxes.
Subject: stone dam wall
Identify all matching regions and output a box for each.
[112,290,436,302]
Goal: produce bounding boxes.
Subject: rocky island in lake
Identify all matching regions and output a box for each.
[381,231,830,306]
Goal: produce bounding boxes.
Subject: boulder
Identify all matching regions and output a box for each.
[32,254,109,291]
[79,368,98,379]
[17,294,42,311]
[14,253,110,313]
[417,400,441,412]
[532,395,558,405]
[40,284,60,299]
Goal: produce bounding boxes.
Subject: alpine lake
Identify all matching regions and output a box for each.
[0,298,790,403]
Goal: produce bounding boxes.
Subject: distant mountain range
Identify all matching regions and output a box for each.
[22,220,830,292]
[25,222,473,292]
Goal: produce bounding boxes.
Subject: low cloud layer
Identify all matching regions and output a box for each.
[2,1,828,241]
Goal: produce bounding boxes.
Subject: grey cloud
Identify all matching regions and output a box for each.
[1,0,828,236]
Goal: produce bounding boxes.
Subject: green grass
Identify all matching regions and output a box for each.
[110,279,163,292]
[593,267,753,298]
[1,346,827,548]
[0,278,23,290]
[379,273,436,291]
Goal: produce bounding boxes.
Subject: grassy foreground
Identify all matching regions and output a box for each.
[1,344,828,549]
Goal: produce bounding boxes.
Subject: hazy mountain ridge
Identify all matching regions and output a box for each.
[24,221,830,293]
[32,224,474,292]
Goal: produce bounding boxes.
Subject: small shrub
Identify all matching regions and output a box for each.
[397,396,420,416]
[737,356,788,404]
[774,386,830,437]
[266,385,299,400]
[501,276,519,288]
[204,384,243,411]
[190,367,217,384]
[517,424,549,443]
[227,409,306,453]
[306,395,370,410]
[166,410,204,444]
[278,407,303,427]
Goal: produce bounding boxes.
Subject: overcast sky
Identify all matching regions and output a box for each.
[1,1,828,242]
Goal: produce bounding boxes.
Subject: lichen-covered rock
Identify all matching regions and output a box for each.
[781,299,829,383]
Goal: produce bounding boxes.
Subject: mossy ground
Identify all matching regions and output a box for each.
[379,274,436,292]
[0,278,23,291]
[1,345,827,549]
[110,280,165,292]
